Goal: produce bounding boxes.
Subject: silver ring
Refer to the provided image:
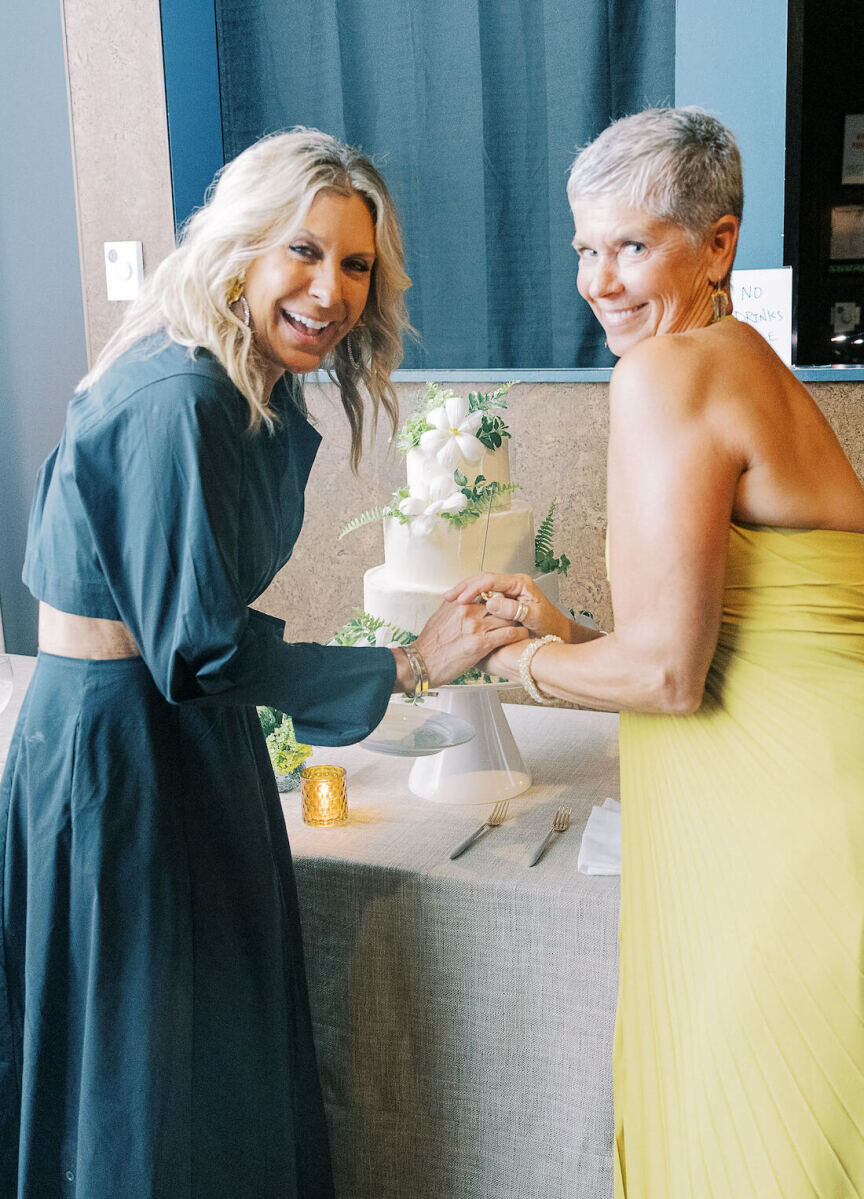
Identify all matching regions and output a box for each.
[514,601,529,624]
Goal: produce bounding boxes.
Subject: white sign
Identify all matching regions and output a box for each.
[842,114,864,185]
[730,267,793,365]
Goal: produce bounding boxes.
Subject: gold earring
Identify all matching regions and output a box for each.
[226,275,246,306]
[710,279,729,323]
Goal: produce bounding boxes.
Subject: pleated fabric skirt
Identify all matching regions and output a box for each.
[0,652,334,1199]
[615,633,864,1197]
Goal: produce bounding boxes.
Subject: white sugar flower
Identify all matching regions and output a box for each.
[398,472,467,537]
[419,394,483,470]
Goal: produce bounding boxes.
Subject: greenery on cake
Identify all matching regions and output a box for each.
[396,382,515,455]
[380,474,521,531]
[534,500,571,576]
[331,609,501,689]
[338,508,386,540]
[338,382,522,539]
[338,476,522,537]
[330,610,415,647]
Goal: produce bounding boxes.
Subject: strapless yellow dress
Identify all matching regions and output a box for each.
[615,523,864,1197]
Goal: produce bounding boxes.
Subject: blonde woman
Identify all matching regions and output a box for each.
[451,109,864,1197]
[0,129,523,1198]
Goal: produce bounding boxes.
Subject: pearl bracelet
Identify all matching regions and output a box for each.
[519,634,563,705]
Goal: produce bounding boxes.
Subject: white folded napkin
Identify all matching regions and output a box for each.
[577,798,621,875]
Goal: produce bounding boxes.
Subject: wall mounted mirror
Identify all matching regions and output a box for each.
[786,0,864,367]
[160,0,864,379]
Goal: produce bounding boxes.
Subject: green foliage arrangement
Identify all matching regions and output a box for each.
[395,381,517,454]
[331,610,503,690]
[257,709,314,776]
[339,382,523,540]
[534,500,571,577]
[331,609,416,648]
[376,476,521,532]
[439,475,521,529]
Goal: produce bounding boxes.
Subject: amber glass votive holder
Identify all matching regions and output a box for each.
[300,765,348,826]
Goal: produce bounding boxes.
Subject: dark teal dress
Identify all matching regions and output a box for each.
[0,338,395,1198]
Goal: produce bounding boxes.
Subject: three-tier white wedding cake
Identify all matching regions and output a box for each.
[357,384,562,639]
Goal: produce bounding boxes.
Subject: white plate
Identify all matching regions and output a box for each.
[361,703,475,757]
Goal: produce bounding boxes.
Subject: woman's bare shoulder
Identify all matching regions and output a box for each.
[611,319,784,424]
[610,326,726,427]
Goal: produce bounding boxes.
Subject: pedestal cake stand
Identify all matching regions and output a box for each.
[404,682,531,805]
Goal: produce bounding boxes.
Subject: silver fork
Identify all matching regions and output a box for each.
[449,799,510,860]
[528,806,572,867]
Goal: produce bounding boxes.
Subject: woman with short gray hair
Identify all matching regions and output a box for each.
[451,107,864,1196]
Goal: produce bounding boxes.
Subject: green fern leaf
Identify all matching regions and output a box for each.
[331,609,418,648]
[338,508,385,539]
[534,500,557,561]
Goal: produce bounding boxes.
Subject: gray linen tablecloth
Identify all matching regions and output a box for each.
[285,700,621,1199]
[1,660,620,1198]
[0,655,35,767]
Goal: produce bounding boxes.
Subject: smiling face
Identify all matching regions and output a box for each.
[571,197,728,357]
[243,189,376,386]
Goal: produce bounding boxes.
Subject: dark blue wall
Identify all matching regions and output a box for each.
[0,0,87,652]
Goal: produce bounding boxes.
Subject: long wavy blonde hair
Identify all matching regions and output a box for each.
[79,128,412,468]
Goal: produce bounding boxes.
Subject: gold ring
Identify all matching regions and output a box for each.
[480,590,496,602]
[514,601,529,624]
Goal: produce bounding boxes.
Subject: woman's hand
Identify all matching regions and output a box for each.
[444,573,573,643]
[475,637,526,684]
[395,599,529,691]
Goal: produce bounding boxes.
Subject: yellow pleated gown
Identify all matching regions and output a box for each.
[615,522,864,1198]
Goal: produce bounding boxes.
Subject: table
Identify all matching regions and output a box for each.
[285,699,621,1199]
[0,654,36,767]
[1,659,621,1198]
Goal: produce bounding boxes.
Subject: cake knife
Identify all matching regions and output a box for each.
[478,486,496,597]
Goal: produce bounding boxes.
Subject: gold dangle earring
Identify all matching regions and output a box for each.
[226,276,251,327]
[711,279,729,323]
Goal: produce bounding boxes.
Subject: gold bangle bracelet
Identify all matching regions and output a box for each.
[402,645,429,700]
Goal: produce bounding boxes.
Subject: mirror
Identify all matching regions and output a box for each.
[159,0,864,375]
[786,0,864,366]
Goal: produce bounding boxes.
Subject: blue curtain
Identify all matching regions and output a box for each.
[214,0,674,369]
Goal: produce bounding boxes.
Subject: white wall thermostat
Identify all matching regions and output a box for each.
[104,240,144,301]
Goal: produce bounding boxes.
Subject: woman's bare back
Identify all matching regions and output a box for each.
[700,317,864,533]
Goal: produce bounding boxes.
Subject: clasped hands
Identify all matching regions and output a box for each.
[409,572,571,689]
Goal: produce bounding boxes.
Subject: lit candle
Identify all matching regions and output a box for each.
[300,765,348,826]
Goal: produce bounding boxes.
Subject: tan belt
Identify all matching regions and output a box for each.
[38,602,141,659]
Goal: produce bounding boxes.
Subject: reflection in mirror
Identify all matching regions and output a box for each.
[213,0,674,370]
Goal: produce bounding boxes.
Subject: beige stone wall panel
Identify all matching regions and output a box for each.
[62,0,175,361]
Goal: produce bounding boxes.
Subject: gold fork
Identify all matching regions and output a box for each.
[528,806,572,867]
[449,799,510,860]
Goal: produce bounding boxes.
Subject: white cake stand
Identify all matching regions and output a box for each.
[407,681,531,805]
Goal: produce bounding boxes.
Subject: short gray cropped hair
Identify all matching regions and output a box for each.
[567,107,743,242]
